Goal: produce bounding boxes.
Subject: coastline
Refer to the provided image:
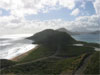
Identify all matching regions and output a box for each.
[10,45,100,61]
[11,45,38,61]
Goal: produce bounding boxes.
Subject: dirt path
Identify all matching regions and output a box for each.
[12,47,63,66]
[0,47,60,71]
[73,54,92,75]
[0,56,49,71]
[0,46,92,74]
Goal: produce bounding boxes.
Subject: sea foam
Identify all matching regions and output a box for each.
[0,34,37,59]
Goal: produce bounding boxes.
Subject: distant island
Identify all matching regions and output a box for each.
[90,30,100,34]
[57,28,100,35]
[0,29,100,74]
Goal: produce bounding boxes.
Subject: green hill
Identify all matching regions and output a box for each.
[0,29,99,75]
[84,51,100,74]
[28,29,77,52]
[1,54,87,74]
[28,29,76,44]
[0,59,16,69]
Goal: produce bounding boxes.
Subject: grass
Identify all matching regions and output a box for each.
[0,44,96,74]
[19,45,56,63]
[84,51,100,74]
[18,45,95,63]
[0,59,16,69]
[77,41,100,48]
[57,46,95,57]
[1,54,87,75]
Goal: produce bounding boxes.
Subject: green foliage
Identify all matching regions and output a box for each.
[0,29,98,74]
[19,45,56,63]
[28,29,76,49]
[84,52,100,74]
[57,46,95,57]
[19,45,95,63]
[77,41,100,48]
[84,43,100,48]
[0,59,16,69]
[1,54,85,74]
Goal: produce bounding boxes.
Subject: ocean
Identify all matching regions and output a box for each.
[72,33,100,44]
[0,33,99,59]
[0,34,37,59]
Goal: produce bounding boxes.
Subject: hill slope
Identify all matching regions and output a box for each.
[28,29,76,50]
[0,29,99,75]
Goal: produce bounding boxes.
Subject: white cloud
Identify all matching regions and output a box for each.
[73,15,100,31]
[59,0,75,9]
[0,0,99,35]
[71,8,80,16]
[93,0,100,15]
[0,14,99,35]
[0,0,76,18]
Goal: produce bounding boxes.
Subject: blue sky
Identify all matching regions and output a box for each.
[0,0,96,21]
[0,0,99,34]
[25,1,96,21]
[25,7,76,21]
[0,8,10,16]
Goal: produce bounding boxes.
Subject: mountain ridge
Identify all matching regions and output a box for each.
[57,28,100,35]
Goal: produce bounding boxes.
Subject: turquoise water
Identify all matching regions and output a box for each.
[72,33,100,44]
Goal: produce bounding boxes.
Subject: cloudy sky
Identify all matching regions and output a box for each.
[0,0,100,35]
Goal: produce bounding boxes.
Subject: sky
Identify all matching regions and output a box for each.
[0,0,100,35]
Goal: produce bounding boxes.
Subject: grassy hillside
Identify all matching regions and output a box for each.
[57,46,95,57]
[28,29,76,49]
[0,29,99,75]
[77,41,100,48]
[0,59,16,69]
[1,54,87,74]
[0,44,96,74]
[19,45,56,63]
[18,45,95,63]
[84,51,100,74]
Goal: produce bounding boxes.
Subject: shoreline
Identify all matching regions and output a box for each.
[10,45,100,61]
[11,45,38,61]
[9,42,100,61]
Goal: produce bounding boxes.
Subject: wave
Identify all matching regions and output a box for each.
[0,34,36,59]
[0,44,37,59]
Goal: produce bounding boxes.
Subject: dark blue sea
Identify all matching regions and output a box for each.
[72,33,100,44]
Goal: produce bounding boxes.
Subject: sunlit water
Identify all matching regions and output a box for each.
[0,33,100,59]
[0,34,37,59]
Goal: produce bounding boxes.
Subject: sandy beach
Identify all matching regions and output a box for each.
[11,45,38,61]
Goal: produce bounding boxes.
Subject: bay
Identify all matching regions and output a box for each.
[72,33,100,44]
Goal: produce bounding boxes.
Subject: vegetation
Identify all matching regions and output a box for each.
[84,51,100,74]
[84,43,100,48]
[77,41,100,48]
[1,54,87,74]
[19,45,95,63]
[0,29,99,74]
[57,46,95,57]
[28,29,76,49]
[0,44,95,74]
[19,45,56,63]
[0,59,16,69]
